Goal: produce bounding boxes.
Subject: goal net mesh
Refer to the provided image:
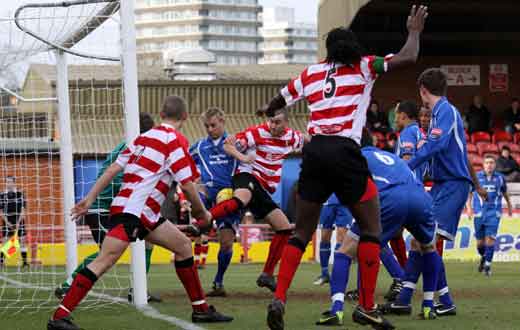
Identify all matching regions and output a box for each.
[0,0,134,313]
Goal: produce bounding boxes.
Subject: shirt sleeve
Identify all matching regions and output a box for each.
[280,69,306,107]
[293,130,304,151]
[408,107,454,170]
[235,126,256,153]
[398,129,417,157]
[500,175,507,193]
[189,141,201,167]
[115,141,134,168]
[360,55,394,82]
[167,140,200,185]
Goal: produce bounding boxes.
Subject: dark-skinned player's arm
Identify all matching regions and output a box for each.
[386,5,428,72]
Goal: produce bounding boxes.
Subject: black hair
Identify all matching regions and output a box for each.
[396,100,419,120]
[360,128,373,148]
[502,145,511,152]
[139,112,155,134]
[325,27,365,66]
[417,68,448,96]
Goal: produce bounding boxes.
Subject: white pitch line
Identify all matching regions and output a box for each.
[0,274,207,330]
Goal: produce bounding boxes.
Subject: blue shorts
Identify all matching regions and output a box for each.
[474,213,500,240]
[430,180,471,241]
[349,184,435,246]
[319,204,353,230]
[202,188,241,232]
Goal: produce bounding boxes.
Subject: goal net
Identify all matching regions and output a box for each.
[0,0,137,314]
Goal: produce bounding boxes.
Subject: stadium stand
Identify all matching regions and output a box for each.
[492,130,512,143]
[477,142,500,156]
[471,131,492,145]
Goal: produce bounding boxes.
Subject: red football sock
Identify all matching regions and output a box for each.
[358,240,381,311]
[274,242,304,303]
[436,238,444,257]
[175,257,209,313]
[263,231,291,275]
[201,242,209,265]
[209,197,242,220]
[53,268,97,320]
[194,243,202,266]
[390,236,408,268]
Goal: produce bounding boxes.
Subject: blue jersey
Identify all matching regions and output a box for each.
[189,134,237,193]
[408,97,471,183]
[396,122,427,179]
[472,171,507,217]
[361,147,421,192]
[324,193,341,206]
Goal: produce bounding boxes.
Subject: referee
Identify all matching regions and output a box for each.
[0,176,29,268]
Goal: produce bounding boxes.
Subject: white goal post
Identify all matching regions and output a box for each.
[0,0,147,311]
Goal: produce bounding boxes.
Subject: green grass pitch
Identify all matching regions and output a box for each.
[2,260,520,330]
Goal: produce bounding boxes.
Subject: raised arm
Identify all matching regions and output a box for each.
[386,5,428,72]
[504,191,513,217]
[71,162,123,220]
[223,136,255,164]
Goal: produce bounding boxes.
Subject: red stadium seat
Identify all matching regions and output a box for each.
[514,132,520,144]
[467,143,478,155]
[473,164,483,172]
[497,142,520,153]
[492,130,512,143]
[477,143,499,156]
[514,154,520,166]
[464,131,470,142]
[471,131,491,144]
[468,154,483,167]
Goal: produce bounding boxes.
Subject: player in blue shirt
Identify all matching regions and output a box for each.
[189,107,239,297]
[467,155,512,276]
[406,68,487,316]
[314,194,353,286]
[316,143,443,326]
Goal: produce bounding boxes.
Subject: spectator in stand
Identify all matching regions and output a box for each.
[504,97,520,134]
[419,106,431,133]
[387,100,401,132]
[367,100,390,133]
[466,95,491,133]
[496,146,520,182]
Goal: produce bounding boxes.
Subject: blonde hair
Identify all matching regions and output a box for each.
[201,107,225,122]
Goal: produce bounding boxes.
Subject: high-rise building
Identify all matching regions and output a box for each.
[260,7,318,65]
[135,0,262,66]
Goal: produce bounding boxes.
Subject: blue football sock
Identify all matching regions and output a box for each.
[319,241,332,278]
[330,252,352,314]
[397,250,423,306]
[437,259,454,307]
[214,249,233,286]
[484,245,495,266]
[380,245,404,280]
[422,251,441,308]
[477,245,485,257]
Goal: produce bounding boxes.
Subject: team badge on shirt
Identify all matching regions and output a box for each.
[430,128,443,139]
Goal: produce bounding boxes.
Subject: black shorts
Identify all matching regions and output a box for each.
[83,212,111,245]
[2,218,26,239]
[232,172,279,220]
[105,213,156,243]
[298,135,370,206]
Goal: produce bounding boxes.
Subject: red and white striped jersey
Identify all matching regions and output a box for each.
[110,123,199,229]
[235,123,303,193]
[281,55,392,144]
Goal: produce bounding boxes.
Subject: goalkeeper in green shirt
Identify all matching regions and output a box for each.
[55,113,161,303]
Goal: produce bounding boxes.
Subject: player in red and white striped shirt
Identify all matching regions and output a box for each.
[259,6,429,330]
[202,108,304,293]
[48,96,233,330]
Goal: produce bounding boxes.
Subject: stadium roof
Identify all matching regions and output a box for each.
[28,63,306,84]
[351,0,520,56]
